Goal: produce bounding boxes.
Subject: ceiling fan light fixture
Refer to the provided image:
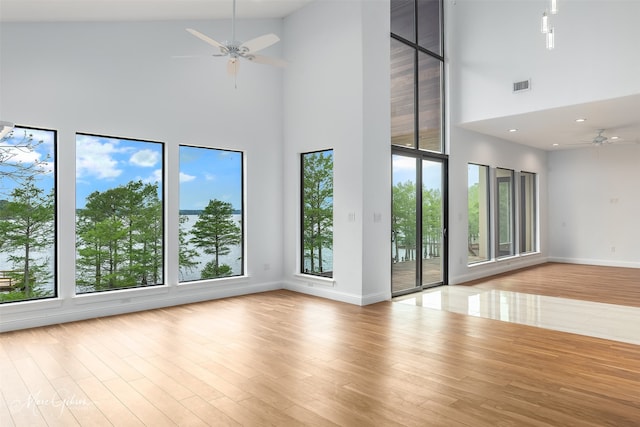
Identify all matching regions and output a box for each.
[227,58,239,76]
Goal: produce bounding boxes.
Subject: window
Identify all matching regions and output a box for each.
[75,134,163,293]
[391,39,416,149]
[391,0,445,296]
[301,149,333,277]
[418,51,442,152]
[179,146,243,281]
[0,126,56,303]
[391,0,444,154]
[468,164,490,264]
[496,168,514,258]
[520,171,537,253]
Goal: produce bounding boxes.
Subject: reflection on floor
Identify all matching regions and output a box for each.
[395,286,640,345]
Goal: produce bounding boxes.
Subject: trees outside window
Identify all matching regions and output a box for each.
[496,168,514,258]
[0,127,56,303]
[179,146,243,281]
[301,149,333,277]
[520,171,537,253]
[75,134,163,293]
[468,164,489,264]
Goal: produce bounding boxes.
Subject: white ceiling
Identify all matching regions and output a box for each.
[0,0,312,22]
[2,0,639,152]
[461,94,640,151]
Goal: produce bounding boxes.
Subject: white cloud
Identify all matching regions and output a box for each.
[180,172,196,183]
[76,137,122,179]
[130,149,160,167]
[0,143,42,164]
[204,173,216,181]
[140,169,162,184]
[392,156,417,170]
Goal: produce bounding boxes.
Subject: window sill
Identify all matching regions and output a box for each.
[294,273,335,287]
[177,275,250,291]
[73,284,170,305]
[0,297,64,313]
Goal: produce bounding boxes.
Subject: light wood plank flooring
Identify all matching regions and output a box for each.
[2,264,640,426]
[463,262,640,307]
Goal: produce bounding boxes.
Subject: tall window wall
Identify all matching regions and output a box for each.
[301,149,334,278]
[75,134,164,293]
[391,0,446,296]
[520,171,537,254]
[496,168,515,258]
[0,126,56,303]
[468,164,490,264]
[179,146,244,281]
[468,165,538,264]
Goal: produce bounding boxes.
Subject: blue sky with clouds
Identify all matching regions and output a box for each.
[76,134,163,208]
[0,126,55,199]
[392,155,442,191]
[179,145,242,211]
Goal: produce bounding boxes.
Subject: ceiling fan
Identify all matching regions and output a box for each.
[185,0,286,78]
[567,129,612,147]
[590,129,609,146]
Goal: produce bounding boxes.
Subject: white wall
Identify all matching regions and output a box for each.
[448,126,548,284]
[282,0,391,304]
[0,19,285,331]
[548,144,640,268]
[446,0,549,283]
[450,0,640,124]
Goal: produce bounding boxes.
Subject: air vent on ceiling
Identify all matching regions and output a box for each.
[513,79,531,93]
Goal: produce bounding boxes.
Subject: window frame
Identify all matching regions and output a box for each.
[75,132,165,294]
[495,167,515,259]
[519,171,537,254]
[467,163,490,265]
[0,125,58,304]
[300,149,334,278]
[178,144,245,282]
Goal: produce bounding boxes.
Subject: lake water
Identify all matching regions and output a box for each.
[179,214,243,282]
[0,214,244,293]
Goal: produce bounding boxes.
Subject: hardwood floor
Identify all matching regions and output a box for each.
[2,264,640,426]
[463,262,640,307]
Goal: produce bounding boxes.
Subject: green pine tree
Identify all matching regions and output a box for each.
[190,199,241,279]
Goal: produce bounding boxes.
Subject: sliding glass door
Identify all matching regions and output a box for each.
[392,152,446,296]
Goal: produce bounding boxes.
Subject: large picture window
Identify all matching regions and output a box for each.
[468,164,490,264]
[0,126,56,303]
[179,146,243,281]
[75,134,163,293]
[520,171,537,254]
[301,149,333,277]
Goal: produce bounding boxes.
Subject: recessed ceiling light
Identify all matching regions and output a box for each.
[575,118,586,122]
[508,128,518,133]
[610,136,619,140]
[552,143,559,146]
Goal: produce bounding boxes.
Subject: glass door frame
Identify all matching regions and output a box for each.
[392,146,448,297]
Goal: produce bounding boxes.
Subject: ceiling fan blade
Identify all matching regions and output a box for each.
[171,55,207,59]
[227,58,240,76]
[186,28,225,49]
[241,33,280,53]
[247,54,287,68]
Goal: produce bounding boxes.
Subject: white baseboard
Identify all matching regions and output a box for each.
[283,280,390,306]
[0,281,282,333]
[548,257,640,269]
[450,255,548,285]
